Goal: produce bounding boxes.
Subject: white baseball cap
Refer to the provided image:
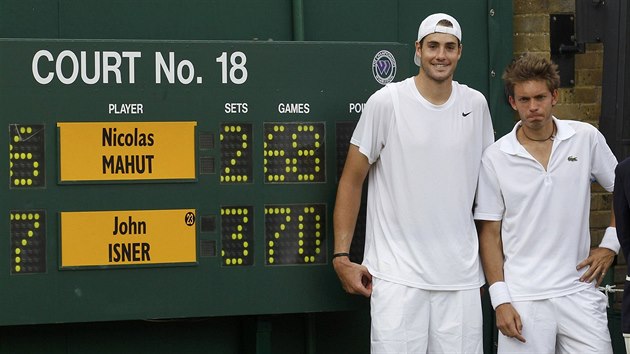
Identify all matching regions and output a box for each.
[414,13,462,66]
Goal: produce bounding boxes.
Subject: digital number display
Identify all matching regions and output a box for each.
[9,124,45,188]
[220,123,253,183]
[265,204,326,265]
[221,206,253,266]
[10,211,46,274]
[263,123,325,183]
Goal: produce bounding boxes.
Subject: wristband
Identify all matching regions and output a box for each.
[332,252,350,260]
[599,226,620,254]
[488,281,512,310]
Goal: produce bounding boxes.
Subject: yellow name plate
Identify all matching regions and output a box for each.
[57,121,197,182]
[60,209,197,267]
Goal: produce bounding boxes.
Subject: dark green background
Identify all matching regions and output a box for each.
[0,1,513,352]
[2,40,409,324]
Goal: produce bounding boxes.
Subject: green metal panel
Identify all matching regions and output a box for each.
[0,312,370,354]
[57,0,293,40]
[1,39,404,325]
[301,0,514,135]
[487,0,515,137]
[302,0,399,42]
[0,0,59,38]
[0,1,515,352]
[0,0,514,132]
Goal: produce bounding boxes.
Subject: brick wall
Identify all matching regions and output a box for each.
[512,1,623,308]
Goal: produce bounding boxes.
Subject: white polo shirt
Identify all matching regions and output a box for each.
[474,117,618,301]
[353,77,494,290]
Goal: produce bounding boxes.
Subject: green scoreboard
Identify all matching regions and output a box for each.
[1,39,409,325]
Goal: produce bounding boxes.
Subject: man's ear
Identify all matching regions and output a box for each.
[551,89,559,106]
[508,95,517,110]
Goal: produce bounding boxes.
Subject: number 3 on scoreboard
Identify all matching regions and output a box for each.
[216,51,248,85]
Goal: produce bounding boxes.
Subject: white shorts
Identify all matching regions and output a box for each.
[370,277,483,354]
[498,286,612,354]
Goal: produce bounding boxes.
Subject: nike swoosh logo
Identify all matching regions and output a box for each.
[462,111,472,117]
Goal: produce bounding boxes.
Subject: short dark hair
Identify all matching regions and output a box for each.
[502,54,560,98]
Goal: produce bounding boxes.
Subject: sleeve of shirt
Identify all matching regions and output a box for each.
[350,85,395,164]
[590,127,618,192]
[474,151,504,221]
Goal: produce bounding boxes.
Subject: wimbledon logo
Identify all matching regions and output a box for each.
[372,50,397,85]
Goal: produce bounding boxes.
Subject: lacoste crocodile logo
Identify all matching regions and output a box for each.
[568,156,578,162]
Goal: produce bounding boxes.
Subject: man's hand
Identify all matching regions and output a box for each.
[495,303,526,343]
[332,256,372,297]
[577,247,616,286]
